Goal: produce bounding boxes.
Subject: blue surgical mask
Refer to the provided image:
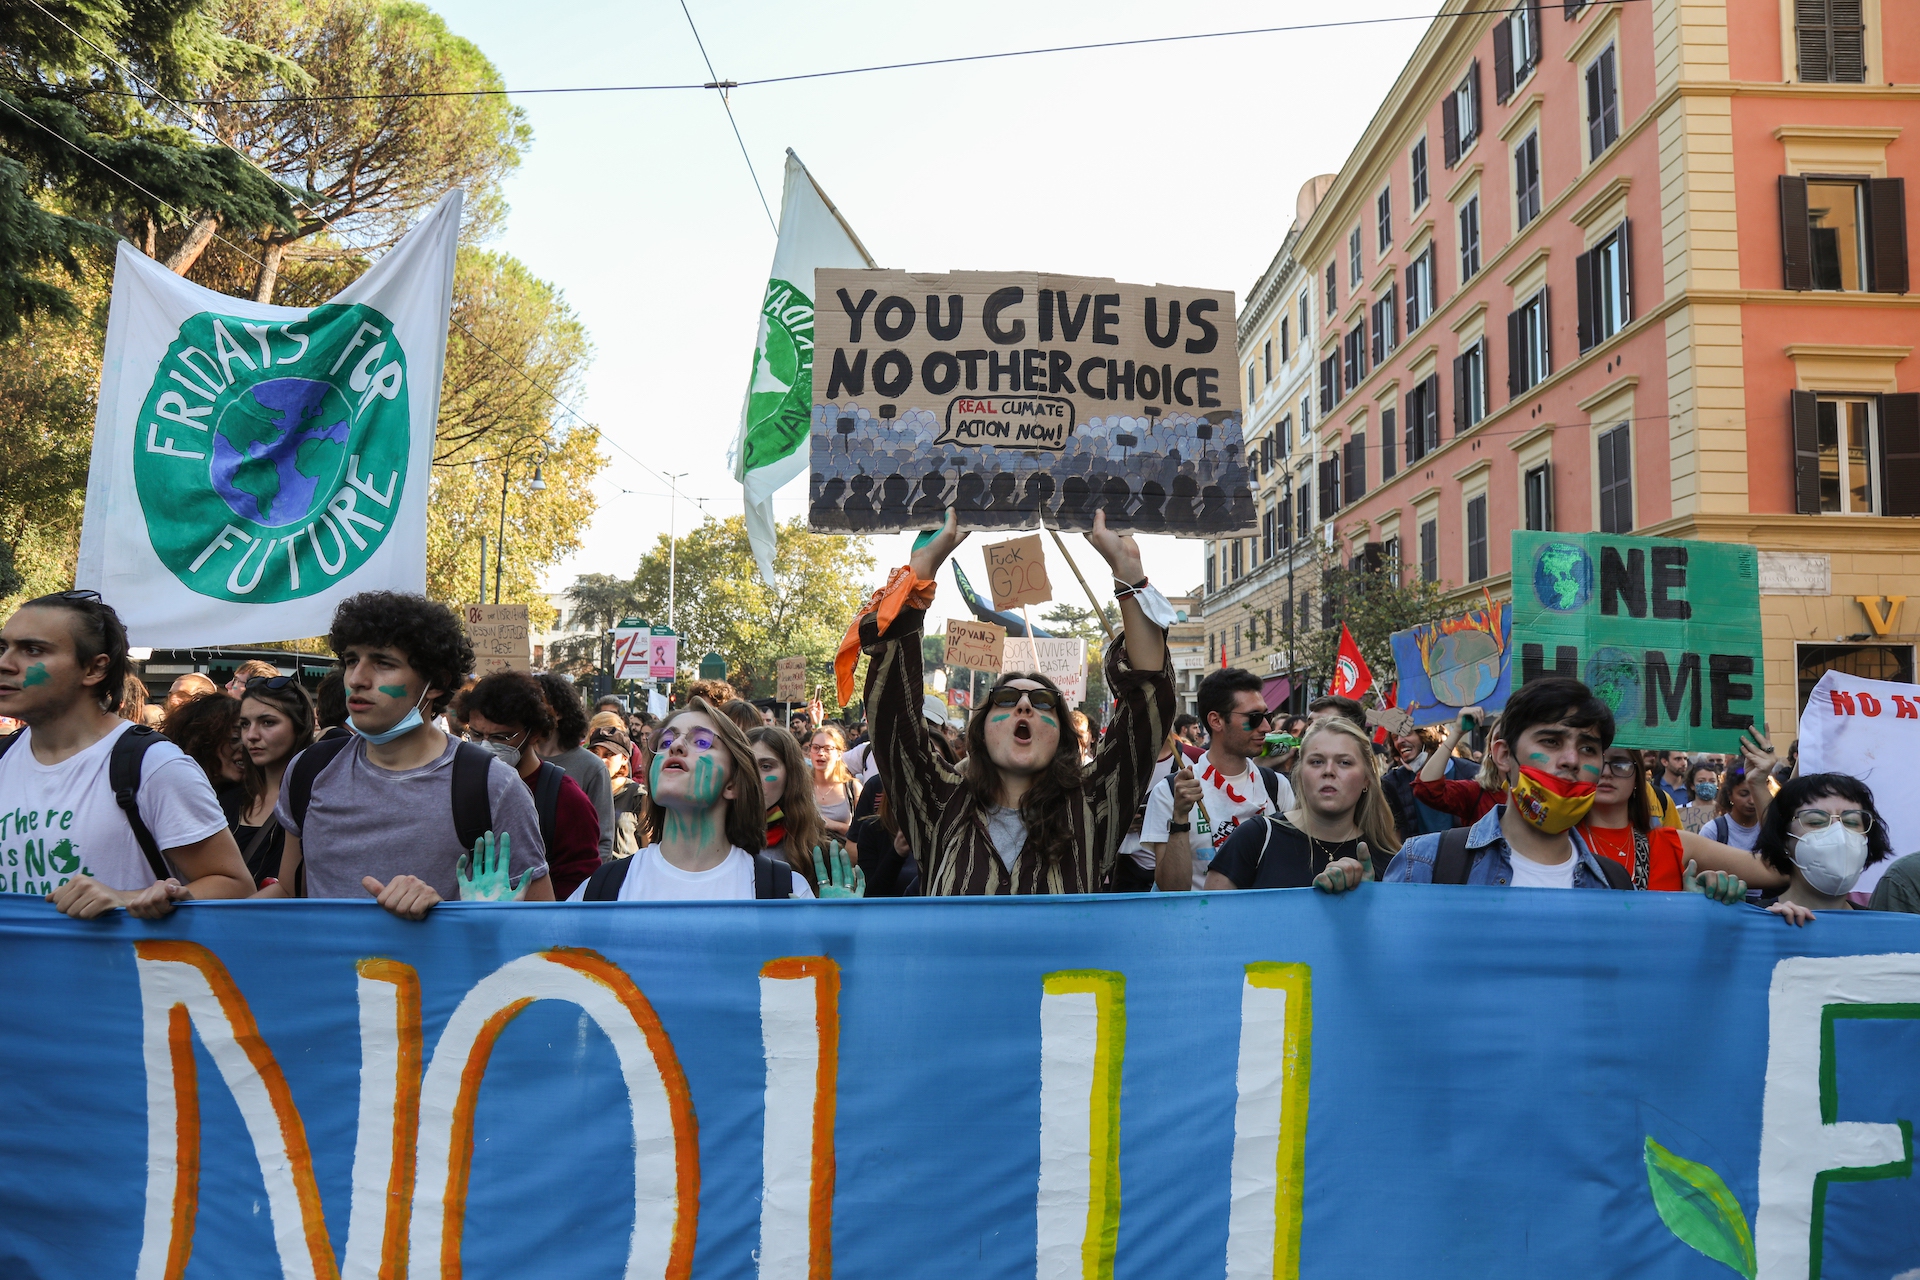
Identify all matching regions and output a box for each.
[351,686,429,745]
[1693,780,1718,802]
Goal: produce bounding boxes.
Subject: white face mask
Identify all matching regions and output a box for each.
[1790,823,1871,897]
[1404,750,1429,773]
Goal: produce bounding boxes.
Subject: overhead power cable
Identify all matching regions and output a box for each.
[676,0,778,233]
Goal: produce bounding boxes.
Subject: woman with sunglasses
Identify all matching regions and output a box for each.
[229,676,315,888]
[856,509,1173,895]
[1577,738,1784,896]
[1753,773,1895,925]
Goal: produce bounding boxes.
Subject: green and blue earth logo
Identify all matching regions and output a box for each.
[1531,540,1595,612]
[132,304,408,602]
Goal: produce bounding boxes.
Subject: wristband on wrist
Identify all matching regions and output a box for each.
[1167,819,1192,833]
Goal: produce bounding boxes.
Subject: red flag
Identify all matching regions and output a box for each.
[1330,624,1373,700]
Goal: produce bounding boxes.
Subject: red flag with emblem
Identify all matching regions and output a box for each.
[1330,624,1373,700]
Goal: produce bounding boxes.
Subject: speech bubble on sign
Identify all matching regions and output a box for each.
[934,395,1077,451]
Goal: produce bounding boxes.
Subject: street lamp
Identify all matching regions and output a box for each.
[664,471,688,631]
[493,456,547,604]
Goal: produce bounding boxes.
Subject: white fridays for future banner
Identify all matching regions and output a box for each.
[76,192,462,646]
[729,150,875,586]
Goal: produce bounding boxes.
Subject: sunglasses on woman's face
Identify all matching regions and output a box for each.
[657,726,718,753]
[989,686,1058,712]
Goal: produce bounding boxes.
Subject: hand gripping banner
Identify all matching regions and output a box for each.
[0,891,1915,1278]
[76,193,462,647]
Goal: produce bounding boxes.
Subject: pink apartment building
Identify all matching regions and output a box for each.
[1218,0,1919,733]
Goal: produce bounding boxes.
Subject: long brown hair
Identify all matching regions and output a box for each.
[963,671,1082,873]
[238,681,316,810]
[645,697,766,853]
[1289,717,1402,857]
[748,726,825,887]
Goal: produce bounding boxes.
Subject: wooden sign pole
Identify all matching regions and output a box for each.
[1047,527,1115,640]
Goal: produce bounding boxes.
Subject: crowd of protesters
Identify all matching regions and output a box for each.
[2,520,1916,922]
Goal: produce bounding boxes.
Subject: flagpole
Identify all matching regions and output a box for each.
[1047,527,1114,640]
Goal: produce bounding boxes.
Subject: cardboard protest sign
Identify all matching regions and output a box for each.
[1511,532,1762,751]
[464,603,529,673]
[776,655,807,701]
[649,628,679,679]
[944,620,1006,671]
[1798,670,1920,896]
[808,270,1252,536]
[612,620,651,680]
[1002,636,1088,705]
[1389,600,1512,728]
[982,534,1052,610]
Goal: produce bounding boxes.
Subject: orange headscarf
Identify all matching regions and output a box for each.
[836,565,937,704]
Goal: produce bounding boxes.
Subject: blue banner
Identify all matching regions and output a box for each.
[1,889,1916,1279]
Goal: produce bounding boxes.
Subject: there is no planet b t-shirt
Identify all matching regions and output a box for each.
[0,720,227,894]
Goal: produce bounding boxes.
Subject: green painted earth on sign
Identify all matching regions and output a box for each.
[1532,541,1595,612]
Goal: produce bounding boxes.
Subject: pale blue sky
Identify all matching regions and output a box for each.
[431,0,1439,626]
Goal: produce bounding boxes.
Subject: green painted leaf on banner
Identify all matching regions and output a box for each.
[1644,1137,1756,1278]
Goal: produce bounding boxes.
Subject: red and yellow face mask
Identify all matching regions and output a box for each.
[1509,766,1598,834]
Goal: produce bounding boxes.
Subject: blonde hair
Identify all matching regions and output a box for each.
[809,724,853,787]
[1475,714,1505,790]
[1289,716,1402,858]
[588,710,626,735]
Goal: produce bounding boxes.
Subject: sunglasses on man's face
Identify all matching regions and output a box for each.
[1236,710,1275,731]
[989,686,1059,712]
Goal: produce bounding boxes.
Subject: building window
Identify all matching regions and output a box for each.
[1350,228,1364,287]
[1319,352,1341,413]
[1586,44,1620,160]
[1443,61,1481,167]
[1299,293,1311,347]
[1297,483,1311,539]
[1344,433,1367,505]
[1406,247,1436,331]
[1514,132,1542,229]
[1577,220,1633,352]
[1231,538,1244,579]
[1280,316,1290,362]
[1411,137,1430,208]
[1326,263,1338,317]
[1524,462,1553,530]
[1234,627,1241,657]
[1779,176,1908,294]
[1507,288,1550,395]
[1382,406,1398,480]
[1279,491,1294,548]
[1370,287,1399,366]
[1262,504,1275,561]
[1265,609,1273,644]
[1377,187,1393,253]
[1319,454,1341,517]
[1405,373,1441,462]
[1383,535,1402,579]
[1301,394,1313,434]
[1453,339,1487,432]
[1495,0,1542,103]
[1343,326,1367,393]
[1597,422,1633,533]
[1465,494,1488,582]
[1796,0,1866,83]
[1459,197,1481,281]
[1206,553,1215,593]
[1263,340,1273,385]
[1419,518,1439,583]
[1248,366,1257,402]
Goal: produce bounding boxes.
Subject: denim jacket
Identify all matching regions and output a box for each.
[1383,805,1619,887]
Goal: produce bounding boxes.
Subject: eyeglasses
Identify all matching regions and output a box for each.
[989,686,1059,712]
[1238,710,1275,731]
[244,675,298,691]
[1792,808,1874,834]
[657,726,718,752]
[465,727,527,747]
[1600,759,1638,777]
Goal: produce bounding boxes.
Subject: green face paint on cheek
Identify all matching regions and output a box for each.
[1581,762,1602,777]
[377,684,409,699]
[649,754,665,792]
[1039,715,1057,728]
[764,774,779,785]
[989,713,1011,723]
[21,663,48,688]
[1527,752,1549,764]
[689,754,722,806]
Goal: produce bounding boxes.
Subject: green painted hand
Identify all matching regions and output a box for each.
[1683,859,1746,905]
[811,841,865,899]
[456,831,533,902]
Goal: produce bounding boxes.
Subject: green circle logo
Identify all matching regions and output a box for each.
[132,303,409,602]
[740,277,815,472]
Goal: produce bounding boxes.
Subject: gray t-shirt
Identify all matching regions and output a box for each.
[550,744,614,857]
[982,805,1026,871]
[275,734,547,900]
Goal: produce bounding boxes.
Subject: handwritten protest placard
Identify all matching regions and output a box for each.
[463,603,529,673]
[944,620,1006,672]
[1389,600,1512,728]
[1002,636,1087,705]
[1511,532,1762,751]
[982,534,1051,611]
[776,656,807,701]
[809,269,1253,537]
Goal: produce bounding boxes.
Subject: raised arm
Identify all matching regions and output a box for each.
[1422,706,1481,783]
[1081,511,1175,872]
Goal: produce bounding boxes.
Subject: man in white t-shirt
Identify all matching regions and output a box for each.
[0,593,252,919]
[1144,667,1295,891]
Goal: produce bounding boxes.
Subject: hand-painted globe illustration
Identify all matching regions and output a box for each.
[1427,629,1504,705]
[1532,541,1594,612]
[1585,646,1643,728]
[210,378,351,526]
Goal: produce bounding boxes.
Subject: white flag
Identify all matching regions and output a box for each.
[76,192,462,646]
[729,151,875,585]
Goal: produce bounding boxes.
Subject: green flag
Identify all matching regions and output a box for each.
[730,151,875,585]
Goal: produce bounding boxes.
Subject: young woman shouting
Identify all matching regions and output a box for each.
[229,677,316,888]
[859,509,1174,895]
[1208,716,1400,891]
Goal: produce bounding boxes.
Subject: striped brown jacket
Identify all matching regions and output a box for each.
[861,606,1174,894]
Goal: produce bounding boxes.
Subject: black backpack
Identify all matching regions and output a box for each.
[0,725,172,880]
[1432,824,1632,889]
[579,849,795,900]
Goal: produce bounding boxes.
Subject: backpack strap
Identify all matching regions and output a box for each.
[1257,766,1284,812]
[109,726,171,882]
[530,760,565,857]
[581,854,635,901]
[1631,830,1651,890]
[1594,854,1634,891]
[1433,824,1476,885]
[287,734,355,832]
[754,851,794,899]
[449,742,497,855]
[0,731,20,763]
